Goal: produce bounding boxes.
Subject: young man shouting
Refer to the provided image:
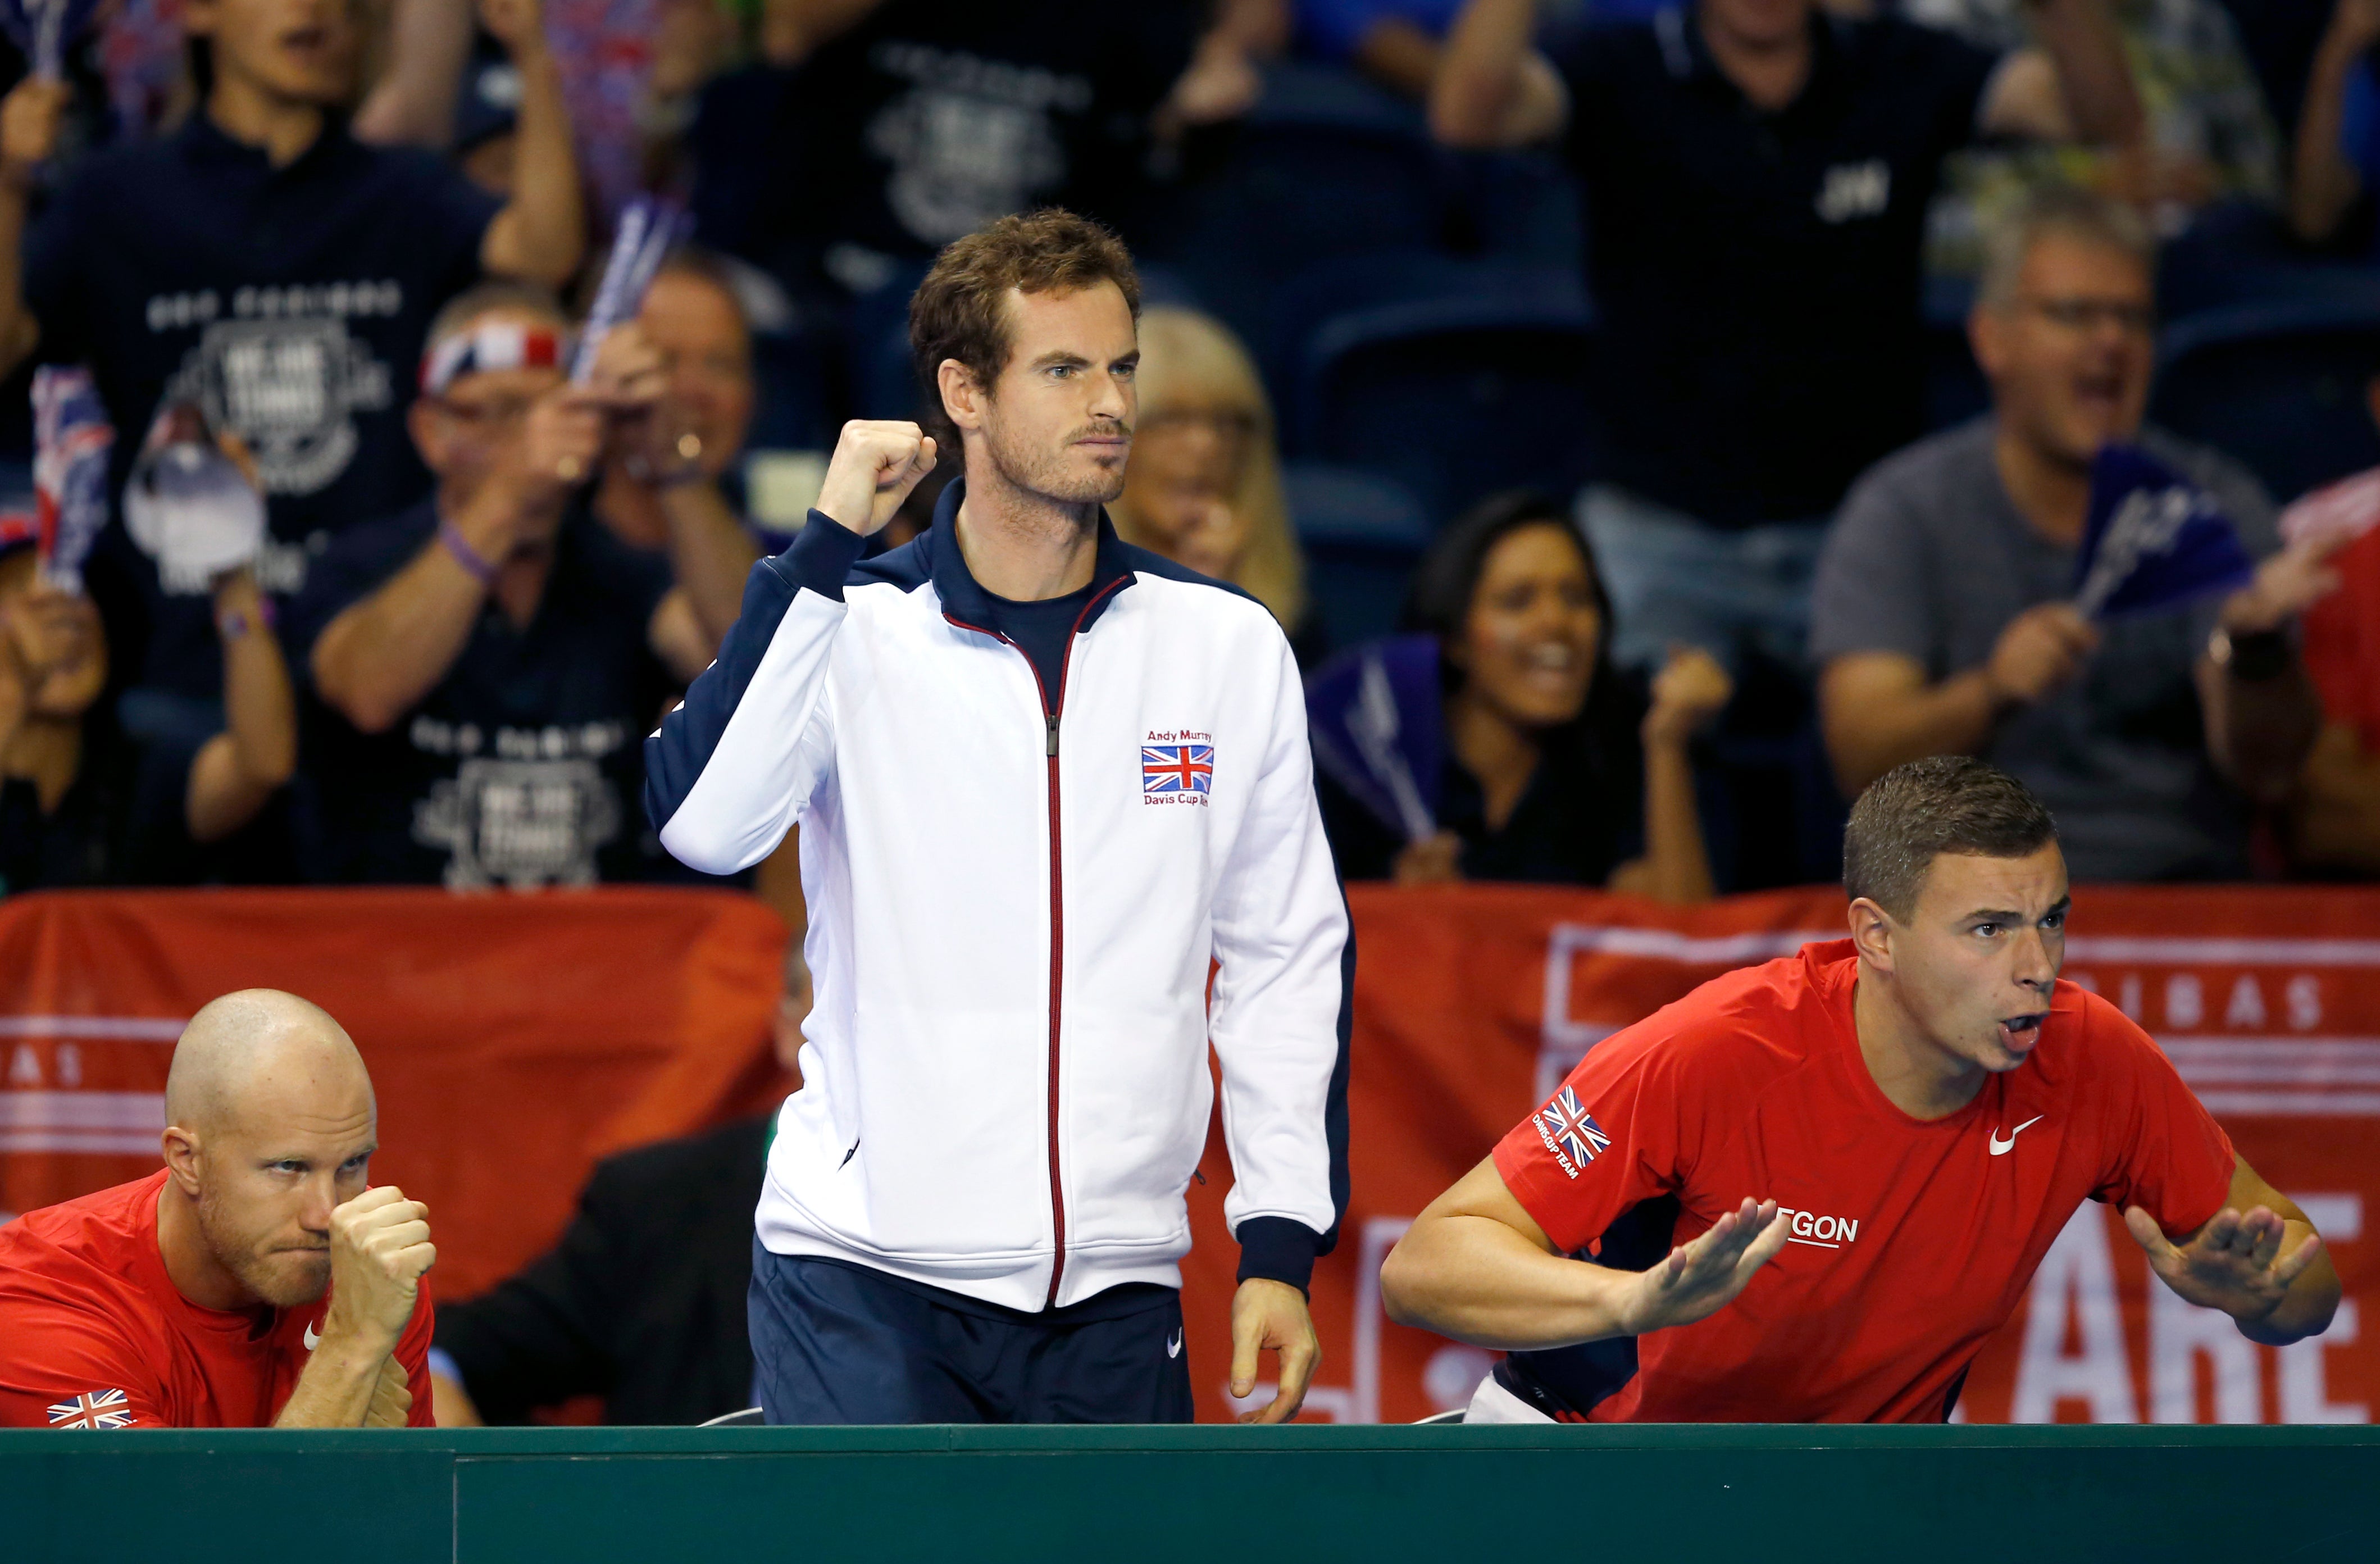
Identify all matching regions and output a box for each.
[1382,756,2338,1422]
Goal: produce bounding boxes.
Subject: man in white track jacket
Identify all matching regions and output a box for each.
[644,211,1350,1425]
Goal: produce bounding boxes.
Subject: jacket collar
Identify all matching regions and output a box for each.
[926,476,1137,635]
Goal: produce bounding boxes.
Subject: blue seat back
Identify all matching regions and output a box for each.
[1282,461,1432,650]
[2151,299,2380,504]
[1295,279,1600,529]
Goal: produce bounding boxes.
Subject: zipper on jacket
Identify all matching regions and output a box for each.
[945,575,1124,1310]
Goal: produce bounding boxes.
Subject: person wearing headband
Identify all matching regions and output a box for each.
[283,282,755,889]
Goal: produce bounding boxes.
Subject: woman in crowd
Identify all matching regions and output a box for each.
[1310,490,1730,898]
[1109,306,1319,658]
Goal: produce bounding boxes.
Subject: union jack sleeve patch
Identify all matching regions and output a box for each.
[46,1388,136,1429]
[1531,1086,1612,1177]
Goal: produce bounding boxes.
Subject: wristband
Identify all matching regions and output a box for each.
[2211,627,2293,682]
[439,520,500,587]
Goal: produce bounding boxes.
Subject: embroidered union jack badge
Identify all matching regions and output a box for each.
[1141,744,1214,797]
[47,1388,135,1429]
[1532,1085,1611,1179]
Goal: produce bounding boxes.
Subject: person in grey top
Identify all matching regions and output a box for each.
[1812,187,2343,882]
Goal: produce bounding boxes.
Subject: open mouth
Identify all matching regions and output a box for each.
[280,25,331,56]
[2071,372,2126,415]
[1997,1013,2047,1053]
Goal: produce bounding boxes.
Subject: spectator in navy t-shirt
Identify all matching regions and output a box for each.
[0,0,585,777]
[286,283,755,888]
[1429,0,2140,675]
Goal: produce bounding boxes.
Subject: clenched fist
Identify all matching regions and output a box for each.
[814,420,939,538]
[0,76,66,190]
[479,0,549,61]
[321,1185,435,1353]
[1984,602,2099,708]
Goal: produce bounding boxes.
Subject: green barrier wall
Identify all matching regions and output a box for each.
[3,1424,2375,1563]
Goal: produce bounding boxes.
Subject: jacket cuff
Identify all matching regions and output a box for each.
[775,511,868,602]
[1235,1216,1323,1294]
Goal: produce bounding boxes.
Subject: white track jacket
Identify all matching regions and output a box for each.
[645,483,1350,1312]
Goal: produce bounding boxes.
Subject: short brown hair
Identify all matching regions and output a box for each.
[908,209,1141,426]
[1843,757,2058,921]
[1978,185,2155,311]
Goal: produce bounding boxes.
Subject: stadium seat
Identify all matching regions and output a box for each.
[1167,65,1449,358]
[1924,274,1987,433]
[1282,460,1432,649]
[1291,268,1600,528]
[1444,148,1585,269]
[2150,295,2380,506]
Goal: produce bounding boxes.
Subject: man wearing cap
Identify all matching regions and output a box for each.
[283,283,756,888]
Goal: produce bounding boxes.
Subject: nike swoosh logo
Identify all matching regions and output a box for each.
[302,1322,321,1351]
[1989,1115,2046,1156]
[1166,1330,1183,1359]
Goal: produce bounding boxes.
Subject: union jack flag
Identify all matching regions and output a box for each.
[1536,1086,1610,1168]
[1141,744,1214,795]
[47,1388,135,1429]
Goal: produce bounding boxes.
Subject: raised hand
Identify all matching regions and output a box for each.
[2329,0,2380,55]
[0,76,67,190]
[509,383,609,503]
[2124,1203,2324,1326]
[1987,602,2100,707]
[477,0,550,61]
[5,584,103,717]
[321,1186,436,1353]
[1616,1198,1787,1336]
[587,320,667,413]
[814,420,939,537]
[1643,645,1732,747]
[2219,530,2350,638]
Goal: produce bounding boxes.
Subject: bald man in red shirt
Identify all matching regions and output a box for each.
[0,989,435,1429]
[1382,757,2342,1424]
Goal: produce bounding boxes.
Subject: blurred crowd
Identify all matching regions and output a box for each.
[5,0,2380,919]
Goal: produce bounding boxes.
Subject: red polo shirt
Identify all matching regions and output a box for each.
[1494,940,2236,1422]
[0,1170,434,1428]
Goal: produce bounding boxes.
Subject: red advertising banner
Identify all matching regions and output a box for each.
[0,888,793,1299]
[2,883,2370,1429]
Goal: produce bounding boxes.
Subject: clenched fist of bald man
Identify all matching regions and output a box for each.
[324,1185,437,1353]
[274,1186,436,1429]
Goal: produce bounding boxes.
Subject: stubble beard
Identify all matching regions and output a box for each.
[195,1188,330,1310]
[983,414,1129,510]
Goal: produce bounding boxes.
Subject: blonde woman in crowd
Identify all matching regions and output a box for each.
[1110,307,1322,660]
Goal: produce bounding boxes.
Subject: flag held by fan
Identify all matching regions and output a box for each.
[31,365,111,592]
[572,197,686,384]
[2072,443,2254,620]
